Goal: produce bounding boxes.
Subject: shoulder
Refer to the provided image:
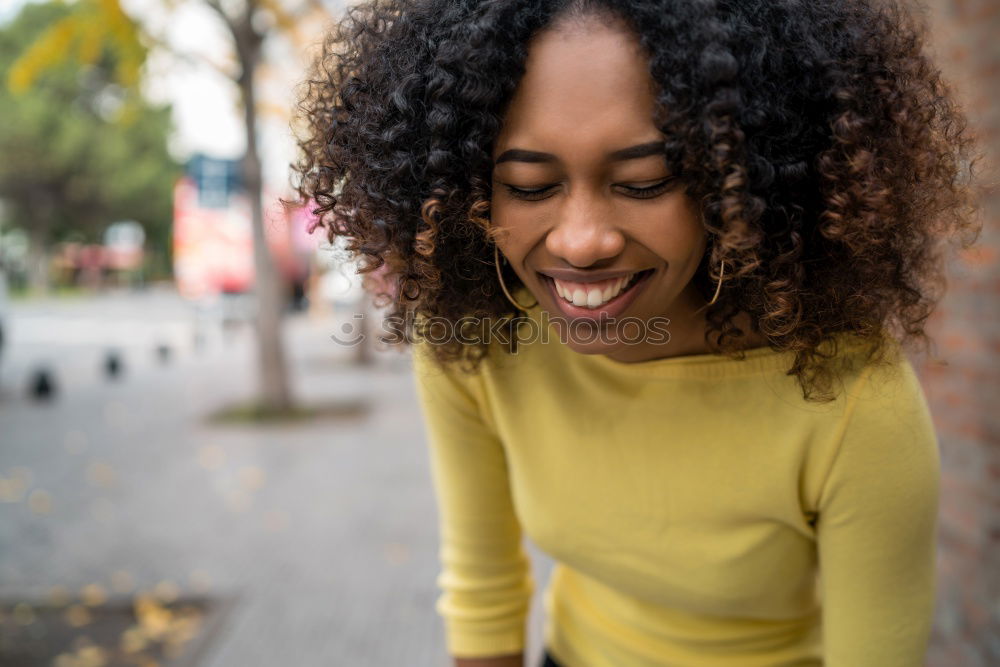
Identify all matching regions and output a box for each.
[839,339,937,447]
[816,338,940,512]
[411,340,495,414]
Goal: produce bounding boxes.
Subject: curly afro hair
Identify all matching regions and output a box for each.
[292,0,984,402]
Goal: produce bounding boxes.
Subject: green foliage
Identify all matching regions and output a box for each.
[7,0,147,106]
[0,0,178,251]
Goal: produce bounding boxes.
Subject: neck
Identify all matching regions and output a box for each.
[604,286,768,364]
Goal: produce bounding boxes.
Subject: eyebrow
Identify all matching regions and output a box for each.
[494,141,666,165]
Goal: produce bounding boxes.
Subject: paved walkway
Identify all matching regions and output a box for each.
[0,287,554,666]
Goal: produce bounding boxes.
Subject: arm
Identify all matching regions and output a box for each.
[411,344,534,665]
[815,357,941,666]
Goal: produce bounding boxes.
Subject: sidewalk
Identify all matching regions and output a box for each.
[0,289,554,666]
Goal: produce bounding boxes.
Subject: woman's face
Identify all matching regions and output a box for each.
[490,15,712,361]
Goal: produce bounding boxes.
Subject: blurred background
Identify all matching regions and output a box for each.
[0,0,995,665]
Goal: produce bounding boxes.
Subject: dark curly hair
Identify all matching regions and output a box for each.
[291,0,985,402]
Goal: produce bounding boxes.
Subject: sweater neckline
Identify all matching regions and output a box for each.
[584,341,799,379]
[514,294,824,380]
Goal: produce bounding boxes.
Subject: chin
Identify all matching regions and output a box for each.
[541,314,671,358]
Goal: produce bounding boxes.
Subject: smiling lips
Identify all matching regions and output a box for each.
[552,272,645,308]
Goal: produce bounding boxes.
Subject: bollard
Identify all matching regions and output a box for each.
[28,366,57,401]
[104,350,123,379]
[156,343,172,364]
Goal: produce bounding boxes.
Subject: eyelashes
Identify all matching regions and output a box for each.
[501,178,677,201]
[616,179,677,199]
[501,184,556,201]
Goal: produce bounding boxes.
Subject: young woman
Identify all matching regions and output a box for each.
[293,1,982,665]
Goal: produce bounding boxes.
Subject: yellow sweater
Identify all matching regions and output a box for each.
[411,304,940,667]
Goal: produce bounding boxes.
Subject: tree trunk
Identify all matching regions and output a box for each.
[25,194,52,295]
[235,15,293,412]
[27,222,50,295]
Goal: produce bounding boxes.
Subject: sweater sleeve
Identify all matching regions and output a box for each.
[411,344,535,658]
[815,354,941,666]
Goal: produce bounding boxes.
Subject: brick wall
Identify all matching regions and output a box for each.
[905,0,999,664]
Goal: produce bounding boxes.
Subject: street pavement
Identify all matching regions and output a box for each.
[0,286,554,667]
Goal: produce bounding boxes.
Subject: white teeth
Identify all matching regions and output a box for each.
[552,272,639,309]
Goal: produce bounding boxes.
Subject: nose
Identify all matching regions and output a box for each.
[544,193,626,268]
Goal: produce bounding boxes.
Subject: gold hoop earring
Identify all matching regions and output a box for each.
[706,259,728,306]
[494,244,539,311]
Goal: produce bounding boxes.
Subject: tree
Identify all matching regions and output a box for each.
[11,0,333,413]
[0,1,178,293]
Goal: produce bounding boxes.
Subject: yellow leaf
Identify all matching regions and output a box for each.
[8,18,78,94]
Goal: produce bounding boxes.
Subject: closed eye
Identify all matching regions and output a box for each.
[499,177,677,202]
[501,183,558,201]
[614,178,677,199]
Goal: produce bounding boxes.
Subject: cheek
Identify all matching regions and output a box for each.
[489,198,544,251]
[635,197,706,260]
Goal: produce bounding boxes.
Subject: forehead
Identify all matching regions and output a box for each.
[494,16,660,157]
